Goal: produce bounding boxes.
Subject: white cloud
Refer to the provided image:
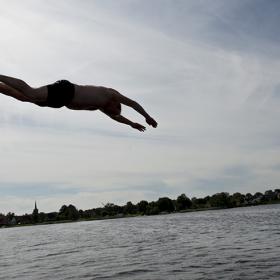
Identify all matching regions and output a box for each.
[1,0,280,214]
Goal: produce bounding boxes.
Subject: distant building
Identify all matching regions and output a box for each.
[32,201,39,223]
[32,201,39,215]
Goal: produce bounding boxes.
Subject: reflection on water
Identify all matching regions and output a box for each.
[0,204,280,280]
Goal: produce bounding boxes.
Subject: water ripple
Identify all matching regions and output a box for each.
[0,204,280,280]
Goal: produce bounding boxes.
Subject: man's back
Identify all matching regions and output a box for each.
[69,85,113,110]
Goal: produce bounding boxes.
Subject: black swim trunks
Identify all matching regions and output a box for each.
[35,80,75,108]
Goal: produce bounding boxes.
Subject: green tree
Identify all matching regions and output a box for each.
[59,205,67,217]
[176,194,192,211]
[124,201,137,215]
[191,197,208,208]
[104,203,118,216]
[78,209,84,218]
[157,197,175,213]
[0,214,7,226]
[209,192,231,208]
[147,201,159,215]
[137,200,148,214]
[67,205,80,220]
[58,204,79,220]
[38,212,46,223]
[230,192,245,207]
[6,212,15,223]
[47,212,58,221]
[245,193,253,203]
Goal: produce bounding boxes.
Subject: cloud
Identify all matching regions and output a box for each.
[1,0,280,214]
[0,182,79,197]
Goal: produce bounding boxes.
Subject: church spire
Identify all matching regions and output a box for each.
[32,201,39,217]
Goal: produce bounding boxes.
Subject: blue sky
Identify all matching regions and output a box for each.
[1,0,280,214]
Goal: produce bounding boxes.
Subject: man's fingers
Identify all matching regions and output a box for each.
[138,126,146,132]
[132,122,146,132]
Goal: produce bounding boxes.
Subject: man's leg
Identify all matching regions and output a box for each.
[0,83,30,102]
[0,75,31,92]
[0,75,47,102]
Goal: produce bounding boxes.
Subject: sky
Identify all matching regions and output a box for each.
[1,0,280,214]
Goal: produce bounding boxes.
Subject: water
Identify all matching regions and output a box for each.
[0,204,280,280]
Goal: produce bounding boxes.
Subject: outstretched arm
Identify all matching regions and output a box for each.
[102,111,146,132]
[113,92,158,128]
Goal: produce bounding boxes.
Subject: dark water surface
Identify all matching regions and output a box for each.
[1,204,280,280]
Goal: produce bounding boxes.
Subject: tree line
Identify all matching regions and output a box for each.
[1,188,280,227]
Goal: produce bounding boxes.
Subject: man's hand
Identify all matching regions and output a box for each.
[131,123,146,132]
[146,116,158,128]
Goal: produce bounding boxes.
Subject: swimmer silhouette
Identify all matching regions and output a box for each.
[0,75,157,131]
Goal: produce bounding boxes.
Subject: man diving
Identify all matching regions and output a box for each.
[0,75,158,132]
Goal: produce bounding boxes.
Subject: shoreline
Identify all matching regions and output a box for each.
[2,201,279,229]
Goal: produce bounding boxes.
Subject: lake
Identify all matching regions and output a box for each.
[0,204,279,280]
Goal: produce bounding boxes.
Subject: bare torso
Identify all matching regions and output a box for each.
[66,85,114,110]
